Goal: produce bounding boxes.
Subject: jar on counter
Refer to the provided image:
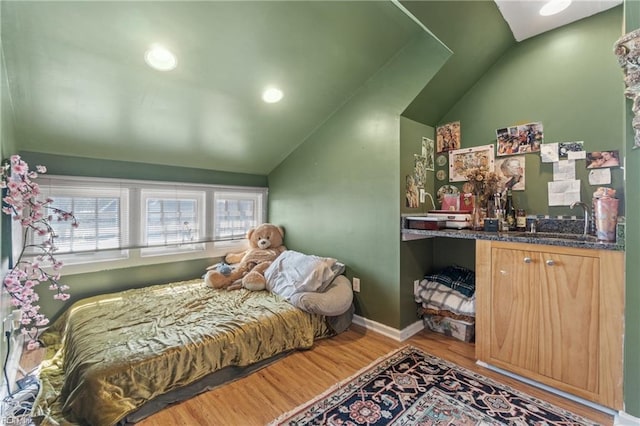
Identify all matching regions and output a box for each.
[516,209,527,231]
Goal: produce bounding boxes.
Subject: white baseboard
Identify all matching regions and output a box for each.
[352,315,424,342]
[615,411,640,425]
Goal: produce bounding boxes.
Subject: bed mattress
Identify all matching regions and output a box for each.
[32,279,336,426]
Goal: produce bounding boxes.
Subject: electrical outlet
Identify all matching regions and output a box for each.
[414,279,420,294]
[352,277,360,292]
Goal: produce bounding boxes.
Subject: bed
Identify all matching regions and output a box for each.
[32,254,353,426]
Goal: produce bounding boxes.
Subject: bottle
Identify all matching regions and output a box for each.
[516,209,526,231]
[505,189,517,231]
[486,194,496,219]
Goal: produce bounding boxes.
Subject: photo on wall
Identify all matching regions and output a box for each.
[496,121,543,156]
[405,175,419,208]
[423,137,435,171]
[413,155,427,188]
[495,155,526,191]
[448,144,494,182]
[436,121,461,153]
[559,141,585,159]
[586,150,620,168]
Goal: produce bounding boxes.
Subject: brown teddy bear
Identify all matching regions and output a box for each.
[204,223,286,291]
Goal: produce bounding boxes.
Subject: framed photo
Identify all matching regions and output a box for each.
[413,154,426,188]
[586,150,620,169]
[496,121,543,156]
[436,121,461,153]
[449,144,494,182]
[495,155,526,191]
[422,137,435,171]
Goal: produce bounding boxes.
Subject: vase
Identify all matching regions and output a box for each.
[472,194,484,230]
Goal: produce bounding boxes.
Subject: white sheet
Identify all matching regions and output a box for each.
[265,250,337,299]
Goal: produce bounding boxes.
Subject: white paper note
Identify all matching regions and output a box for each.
[588,168,611,185]
[540,143,559,163]
[567,150,586,160]
[553,160,576,181]
[548,180,581,206]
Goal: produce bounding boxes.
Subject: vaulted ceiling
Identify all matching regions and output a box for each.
[0,1,521,175]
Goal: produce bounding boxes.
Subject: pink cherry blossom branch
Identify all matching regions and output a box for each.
[1,155,78,350]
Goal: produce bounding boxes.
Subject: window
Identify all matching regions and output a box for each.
[29,175,267,274]
[140,190,206,256]
[27,185,129,262]
[214,191,263,241]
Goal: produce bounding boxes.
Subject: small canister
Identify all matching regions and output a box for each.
[526,216,537,233]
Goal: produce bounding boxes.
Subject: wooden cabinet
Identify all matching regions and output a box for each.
[476,240,624,410]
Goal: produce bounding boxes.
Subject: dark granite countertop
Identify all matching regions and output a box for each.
[401,215,624,251]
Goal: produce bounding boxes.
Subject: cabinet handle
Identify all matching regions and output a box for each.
[546,259,555,266]
[523,257,532,263]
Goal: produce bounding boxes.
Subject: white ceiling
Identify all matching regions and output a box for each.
[494,0,622,41]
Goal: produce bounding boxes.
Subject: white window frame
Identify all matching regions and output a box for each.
[19,182,130,265]
[213,190,264,241]
[27,175,267,275]
[139,189,206,257]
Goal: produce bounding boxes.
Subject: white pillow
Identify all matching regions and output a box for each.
[290,275,353,316]
[265,250,337,298]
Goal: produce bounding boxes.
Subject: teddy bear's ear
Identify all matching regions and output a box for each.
[276,226,285,238]
[246,227,256,240]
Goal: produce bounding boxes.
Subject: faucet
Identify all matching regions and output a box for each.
[570,201,591,236]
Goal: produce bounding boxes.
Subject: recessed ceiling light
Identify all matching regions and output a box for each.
[144,44,177,71]
[262,87,284,103]
[539,0,572,16]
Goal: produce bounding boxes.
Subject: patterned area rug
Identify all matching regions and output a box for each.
[269,346,599,425]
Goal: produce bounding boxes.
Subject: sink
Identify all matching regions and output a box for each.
[508,232,600,243]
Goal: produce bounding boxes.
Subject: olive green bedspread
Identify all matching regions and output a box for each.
[32,279,333,426]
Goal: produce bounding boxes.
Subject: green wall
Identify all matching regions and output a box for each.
[623,1,640,418]
[268,33,451,329]
[14,152,268,323]
[400,116,435,216]
[439,7,624,216]
[399,116,436,327]
[19,151,267,187]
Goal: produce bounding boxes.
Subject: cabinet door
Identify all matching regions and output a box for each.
[539,252,599,394]
[489,247,540,373]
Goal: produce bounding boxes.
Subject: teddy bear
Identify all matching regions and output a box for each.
[204,223,286,291]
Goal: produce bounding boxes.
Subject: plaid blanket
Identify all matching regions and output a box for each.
[414,279,475,317]
[424,265,475,297]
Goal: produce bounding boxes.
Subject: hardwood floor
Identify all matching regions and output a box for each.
[137,325,614,426]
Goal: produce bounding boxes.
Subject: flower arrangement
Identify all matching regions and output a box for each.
[1,155,77,349]
[464,167,500,204]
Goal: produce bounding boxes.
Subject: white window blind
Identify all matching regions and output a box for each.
[49,195,123,252]
[214,191,263,240]
[29,184,129,262]
[140,189,206,256]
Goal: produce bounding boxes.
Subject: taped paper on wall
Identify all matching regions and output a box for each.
[553,160,576,181]
[540,143,559,163]
[567,150,586,160]
[548,180,581,206]
[588,168,611,185]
